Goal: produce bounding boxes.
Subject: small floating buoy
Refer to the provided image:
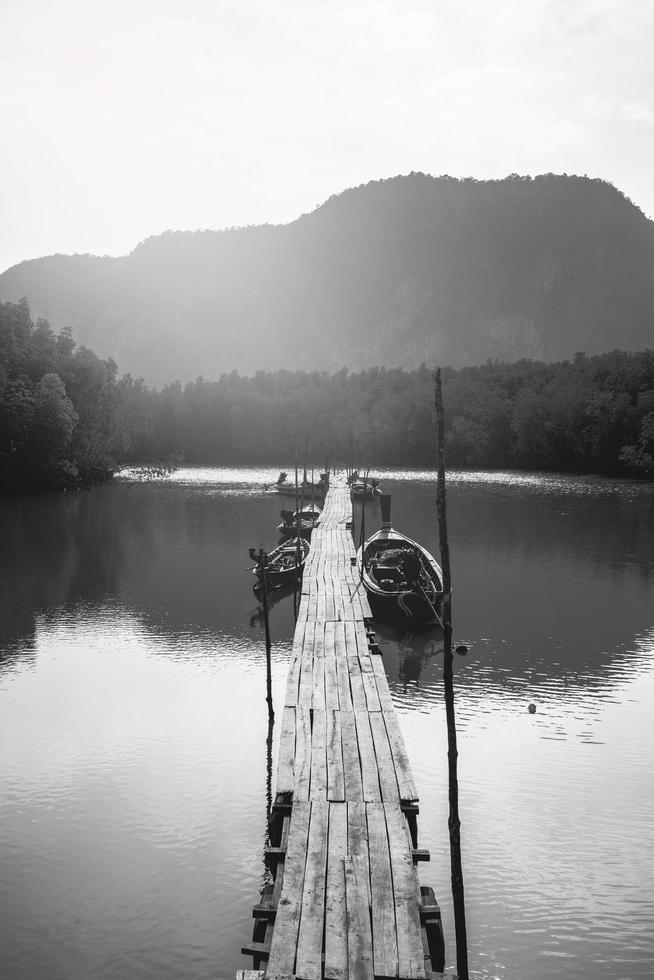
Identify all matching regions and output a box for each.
[528,703,536,714]
[455,645,468,656]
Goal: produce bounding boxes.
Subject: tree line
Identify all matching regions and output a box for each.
[1,299,653,493]
[0,299,146,492]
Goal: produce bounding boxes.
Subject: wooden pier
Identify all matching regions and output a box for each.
[239,480,447,980]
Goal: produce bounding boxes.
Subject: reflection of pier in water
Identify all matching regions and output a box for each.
[239,480,446,980]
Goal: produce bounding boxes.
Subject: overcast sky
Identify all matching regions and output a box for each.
[1,0,653,273]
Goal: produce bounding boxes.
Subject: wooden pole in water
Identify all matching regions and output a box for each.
[434,368,469,980]
[258,548,275,724]
[358,472,367,582]
[293,444,301,618]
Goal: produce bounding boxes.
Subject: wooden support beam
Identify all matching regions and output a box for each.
[252,905,277,921]
[240,942,270,960]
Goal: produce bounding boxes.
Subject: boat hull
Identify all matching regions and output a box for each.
[357,527,443,626]
[252,539,309,589]
[364,586,442,625]
[273,483,327,499]
[278,521,315,538]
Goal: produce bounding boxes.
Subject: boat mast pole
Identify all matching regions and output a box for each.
[434,368,469,980]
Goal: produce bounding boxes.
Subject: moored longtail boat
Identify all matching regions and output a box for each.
[271,470,329,498]
[250,537,310,591]
[357,494,443,625]
[277,504,322,537]
[350,477,382,500]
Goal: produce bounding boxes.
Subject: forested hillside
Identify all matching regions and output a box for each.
[2,300,653,493]
[121,353,654,477]
[1,174,653,386]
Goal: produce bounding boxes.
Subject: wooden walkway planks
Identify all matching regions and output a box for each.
[243,479,445,980]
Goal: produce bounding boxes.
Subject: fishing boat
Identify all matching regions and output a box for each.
[250,538,310,590]
[278,504,322,536]
[357,494,443,625]
[350,478,382,500]
[271,471,329,498]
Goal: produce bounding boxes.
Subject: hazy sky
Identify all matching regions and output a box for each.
[1,0,653,273]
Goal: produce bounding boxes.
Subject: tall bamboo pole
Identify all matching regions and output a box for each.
[258,548,275,725]
[293,444,301,618]
[358,472,367,582]
[434,368,469,980]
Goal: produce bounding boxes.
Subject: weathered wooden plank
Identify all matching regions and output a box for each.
[324,622,340,710]
[368,711,401,803]
[353,619,372,656]
[296,595,309,623]
[275,705,296,797]
[284,655,301,707]
[347,801,371,903]
[309,708,327,799]
[382,709,419,803]
[344,854,374,980]
[371,653,396,711]
[348,655,368,713]
[285,621,307,704]
[340,710,363,800]
[333,619,347,662]
[353,710,382,802]
[311,636,326,711]
[384,805,427,979]
[358,654,382,712]
[294,704,312,802]
[326,709,345,801]
[295,801,329,980]
[298,621,315,707]
[366,803,399,979]
[324,802,348,980]
[266,802,312,976]
[292,619,307,657]
[359,590,373,620]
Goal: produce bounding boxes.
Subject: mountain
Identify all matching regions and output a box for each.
[1,174,653,386]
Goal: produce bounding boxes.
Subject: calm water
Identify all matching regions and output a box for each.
[1,467,653,980]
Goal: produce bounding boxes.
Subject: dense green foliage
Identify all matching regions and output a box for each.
[1,174,653,386]
[123,352,654,477]
[0,300,147,492]
[2,299,653,493]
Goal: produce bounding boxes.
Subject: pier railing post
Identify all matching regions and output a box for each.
[434,368,469,980]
